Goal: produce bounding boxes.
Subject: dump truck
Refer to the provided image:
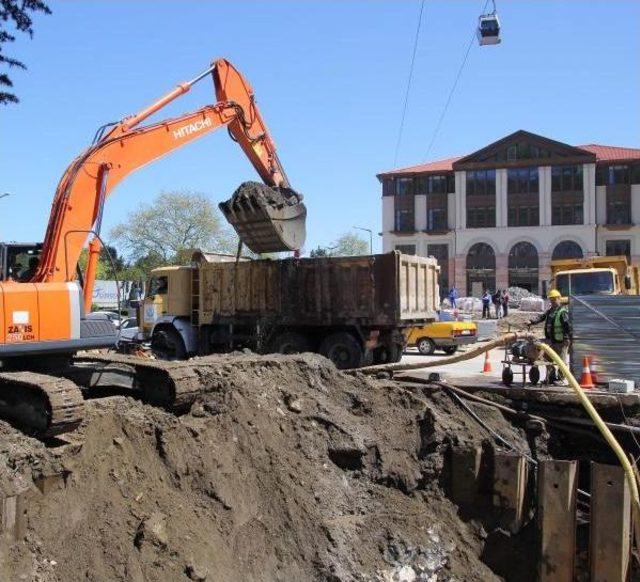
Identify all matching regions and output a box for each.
[138,251,440,369]
[550,255,640,297]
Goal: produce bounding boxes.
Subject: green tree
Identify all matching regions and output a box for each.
[110,190,238,265]
[328,232,369,257]
[309,246,328,258]
[1,0,51,104]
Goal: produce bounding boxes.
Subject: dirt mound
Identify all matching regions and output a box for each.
[0,354,538,581]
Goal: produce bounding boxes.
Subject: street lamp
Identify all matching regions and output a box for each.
[353,226,373,254]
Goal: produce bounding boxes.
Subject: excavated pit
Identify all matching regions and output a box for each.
[0,353,544,581]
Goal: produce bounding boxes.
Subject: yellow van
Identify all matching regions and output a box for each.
[406,314,477,355]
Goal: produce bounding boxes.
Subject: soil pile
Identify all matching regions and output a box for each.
[0,353,537,581]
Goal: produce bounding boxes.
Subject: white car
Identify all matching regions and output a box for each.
[118,317,139,343]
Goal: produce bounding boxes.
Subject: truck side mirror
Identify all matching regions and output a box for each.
[625,275,632,290]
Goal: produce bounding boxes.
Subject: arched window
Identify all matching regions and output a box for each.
[508,242,539,292]
[466,242,496,295]
[552,240,583,260]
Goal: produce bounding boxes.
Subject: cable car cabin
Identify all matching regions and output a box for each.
[477,14,501,46]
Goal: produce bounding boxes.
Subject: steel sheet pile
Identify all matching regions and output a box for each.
[570,295,640,387]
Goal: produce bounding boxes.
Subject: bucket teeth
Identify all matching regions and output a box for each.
[220,181,306,254]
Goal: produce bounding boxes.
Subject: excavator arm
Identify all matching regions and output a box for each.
[34,58,306,309]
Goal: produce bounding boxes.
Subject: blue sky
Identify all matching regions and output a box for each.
[1,0,638,255]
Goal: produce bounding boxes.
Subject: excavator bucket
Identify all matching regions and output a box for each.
[219,182,307,254]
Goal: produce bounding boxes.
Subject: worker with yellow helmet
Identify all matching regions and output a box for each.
[529,289,572,383]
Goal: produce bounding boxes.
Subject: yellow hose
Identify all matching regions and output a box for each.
[536,342,640,514]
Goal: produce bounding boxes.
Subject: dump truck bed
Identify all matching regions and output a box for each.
[196,252,439,327]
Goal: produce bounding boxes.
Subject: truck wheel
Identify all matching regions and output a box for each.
[417,338,436,356]
[319,332,363,369]
[151,326,187,360]
[269,332,311,354]
[442,346,458,355]
[373,343,403,364]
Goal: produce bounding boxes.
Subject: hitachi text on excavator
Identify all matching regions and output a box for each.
[0,58,306,437]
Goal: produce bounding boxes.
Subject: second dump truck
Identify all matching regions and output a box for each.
[138,251,440,368]
[550,255,639,297]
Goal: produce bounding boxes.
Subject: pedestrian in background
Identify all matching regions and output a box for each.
[482,290,491,319]
[448,286,458,309]
[501,289,510,318]
[492,289,502,319]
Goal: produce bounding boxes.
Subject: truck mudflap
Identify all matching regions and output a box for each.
[219,181,306,253]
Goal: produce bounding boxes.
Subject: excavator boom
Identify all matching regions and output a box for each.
[36,58,306,293]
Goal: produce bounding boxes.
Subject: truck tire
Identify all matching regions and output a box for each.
[442,345,458,355]
[151,326,187,361]
[319,332,363,369]
[417,337,436,356]
[269,331,311,354]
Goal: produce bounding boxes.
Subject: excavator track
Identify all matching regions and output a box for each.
[0,371,85,437]
[74,353,205,411]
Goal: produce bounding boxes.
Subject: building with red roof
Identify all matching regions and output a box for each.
[377,130,640,296]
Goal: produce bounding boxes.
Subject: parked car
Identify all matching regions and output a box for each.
[406,315,477,355]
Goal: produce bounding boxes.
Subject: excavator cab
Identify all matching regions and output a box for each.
[0,243,43,282]
[219,182,306,254]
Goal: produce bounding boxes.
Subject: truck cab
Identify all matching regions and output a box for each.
[140,266,195,358]
[550,255,638,297]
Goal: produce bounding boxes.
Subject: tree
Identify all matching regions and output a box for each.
[309,246,328,258]
[329,232,369,257]
[110,190,238,266]
[1,0,51,105]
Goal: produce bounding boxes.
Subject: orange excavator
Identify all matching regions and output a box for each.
[0,58,306,436]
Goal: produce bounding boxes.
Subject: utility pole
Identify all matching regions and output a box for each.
[353,226,373,254]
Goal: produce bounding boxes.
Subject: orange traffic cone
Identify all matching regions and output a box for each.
[579,356,595,389]
[482,350,493,374]
[589,356,599,384]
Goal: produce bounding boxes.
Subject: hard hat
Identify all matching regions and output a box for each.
[548,289,561,299]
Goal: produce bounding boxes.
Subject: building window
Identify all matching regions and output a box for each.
[396,177,414,196]
[552,165,583,191]
[552,240,583,260]
[466,242,496,295]
[394,208,414,231]
[394,178,415,231]
[605,240,631,258]
[382,178,395,196]
[496,142,550,162]
[395,244,416,255]
[507,167,539,227]
[597,164,640,185]
[607,196,632,225]
[508,242,539,292]
[427,208,447,231]
[427,244,449,297]
[551,165,584,226]
[466,169,496,228]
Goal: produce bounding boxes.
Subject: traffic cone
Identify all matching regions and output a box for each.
[579,356,595,389]
[589,356,599,384]
[482,350,493,373]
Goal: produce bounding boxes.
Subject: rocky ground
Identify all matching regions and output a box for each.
[0,353,544,581]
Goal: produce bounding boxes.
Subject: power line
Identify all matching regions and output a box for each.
[424,0,490,160]
[393,0,427,167]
